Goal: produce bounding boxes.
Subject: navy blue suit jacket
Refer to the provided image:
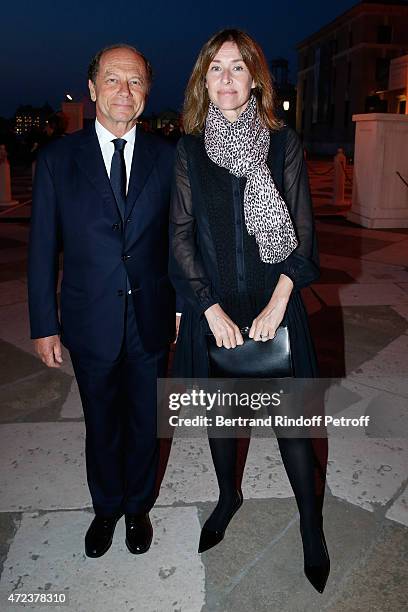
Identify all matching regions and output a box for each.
[28,123,176,360]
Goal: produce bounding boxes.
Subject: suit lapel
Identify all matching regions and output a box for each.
[125,127,157,220]
[74,124,123,219]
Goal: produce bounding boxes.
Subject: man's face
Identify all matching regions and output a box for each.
[88,48,149,134]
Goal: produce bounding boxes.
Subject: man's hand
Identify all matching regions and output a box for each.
[204,304,243,349]
[33,335,63,368]
[174,314,182,343]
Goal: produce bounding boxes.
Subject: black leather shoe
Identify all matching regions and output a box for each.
[302,525,330,594]
[198,490,243,554]
[85,515,119,558]
[125,514,153,554]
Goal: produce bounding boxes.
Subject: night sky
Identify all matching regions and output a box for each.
[2,0,358,118]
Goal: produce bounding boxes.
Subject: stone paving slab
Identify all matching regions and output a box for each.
[325,379,408,437]
[0,420,290,518]
[3,415,405,530]
[317,233,392,258]
[0,281,27,307]
[0,338,43,386]
[0,303,38,358]
[361,240,408,266]
[158,437,294,507]
[0,369,73,424]
[200,494,394,612]
[0,508,205,612]
[322,521,408,612]
[60,379,82,420]
[0,424,293,513]
[0,301,74,377]
[392,303,408,322]
[310,304,407,377]
[340,306,408,375]
[0,248,27,264]
[319,253,408,284]
[352,334,408,379]
[385,484,408,526]
[0,423,89,513]
[0,514,19,579]
[242,438,294,500]
[313,283,408,307]
[0,501,406,612]
[201,501,303,612]
[0,238,26,251]
[157,436,218,505]
[326,437,408,514]
[315,222,408,243]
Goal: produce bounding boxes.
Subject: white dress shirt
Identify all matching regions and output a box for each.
[95,118,181,314]
[94,119,136,295]
[95,118,136,193]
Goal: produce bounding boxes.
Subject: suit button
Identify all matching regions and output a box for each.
[121,254,131,261]
[112,223,120,231]
[117,289,124,296]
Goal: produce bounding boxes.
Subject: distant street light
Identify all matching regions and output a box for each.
[283,100,290,111]
[66,94,73,101]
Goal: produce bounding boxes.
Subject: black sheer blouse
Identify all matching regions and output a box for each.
[169,126,319,328]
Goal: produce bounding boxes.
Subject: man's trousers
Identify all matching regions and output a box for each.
[70,297,168,516]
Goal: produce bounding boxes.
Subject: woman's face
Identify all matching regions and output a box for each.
[205,41,255,122]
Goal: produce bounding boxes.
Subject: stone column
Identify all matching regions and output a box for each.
[348,113,408,228]
[61,102,83,133]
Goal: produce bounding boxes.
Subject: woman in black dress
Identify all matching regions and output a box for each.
[169,29,329,593]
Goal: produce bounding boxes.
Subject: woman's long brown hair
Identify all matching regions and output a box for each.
[183,29,284,134]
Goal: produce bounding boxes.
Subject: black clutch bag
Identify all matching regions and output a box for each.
[206,325,293,378]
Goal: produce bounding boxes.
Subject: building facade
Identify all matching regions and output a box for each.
[270,58,297,128]
[14,104,53,136]
[296,0,408,155]
[385,53,408,112]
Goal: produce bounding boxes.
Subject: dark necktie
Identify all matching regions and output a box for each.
[110,138,127,218]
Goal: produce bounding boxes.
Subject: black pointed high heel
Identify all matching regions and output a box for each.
[301,524,330,593]
[198,490,243,553]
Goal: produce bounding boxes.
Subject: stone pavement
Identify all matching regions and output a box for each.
[0,206,408,611]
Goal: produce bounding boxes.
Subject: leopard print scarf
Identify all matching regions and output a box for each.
[204,95,298,264]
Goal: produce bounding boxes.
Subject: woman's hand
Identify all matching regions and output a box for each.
[204,304,244,349]
[249,274,294,342]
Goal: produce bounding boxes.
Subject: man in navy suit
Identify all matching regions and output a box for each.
[28,44,176,557]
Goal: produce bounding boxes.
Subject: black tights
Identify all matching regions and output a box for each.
[206,435,326,565]
[277,437,326,565]
[205,437,240,532]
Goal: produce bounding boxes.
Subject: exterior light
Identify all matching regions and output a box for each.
[66,94,73,101]
[283,100,290,111]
